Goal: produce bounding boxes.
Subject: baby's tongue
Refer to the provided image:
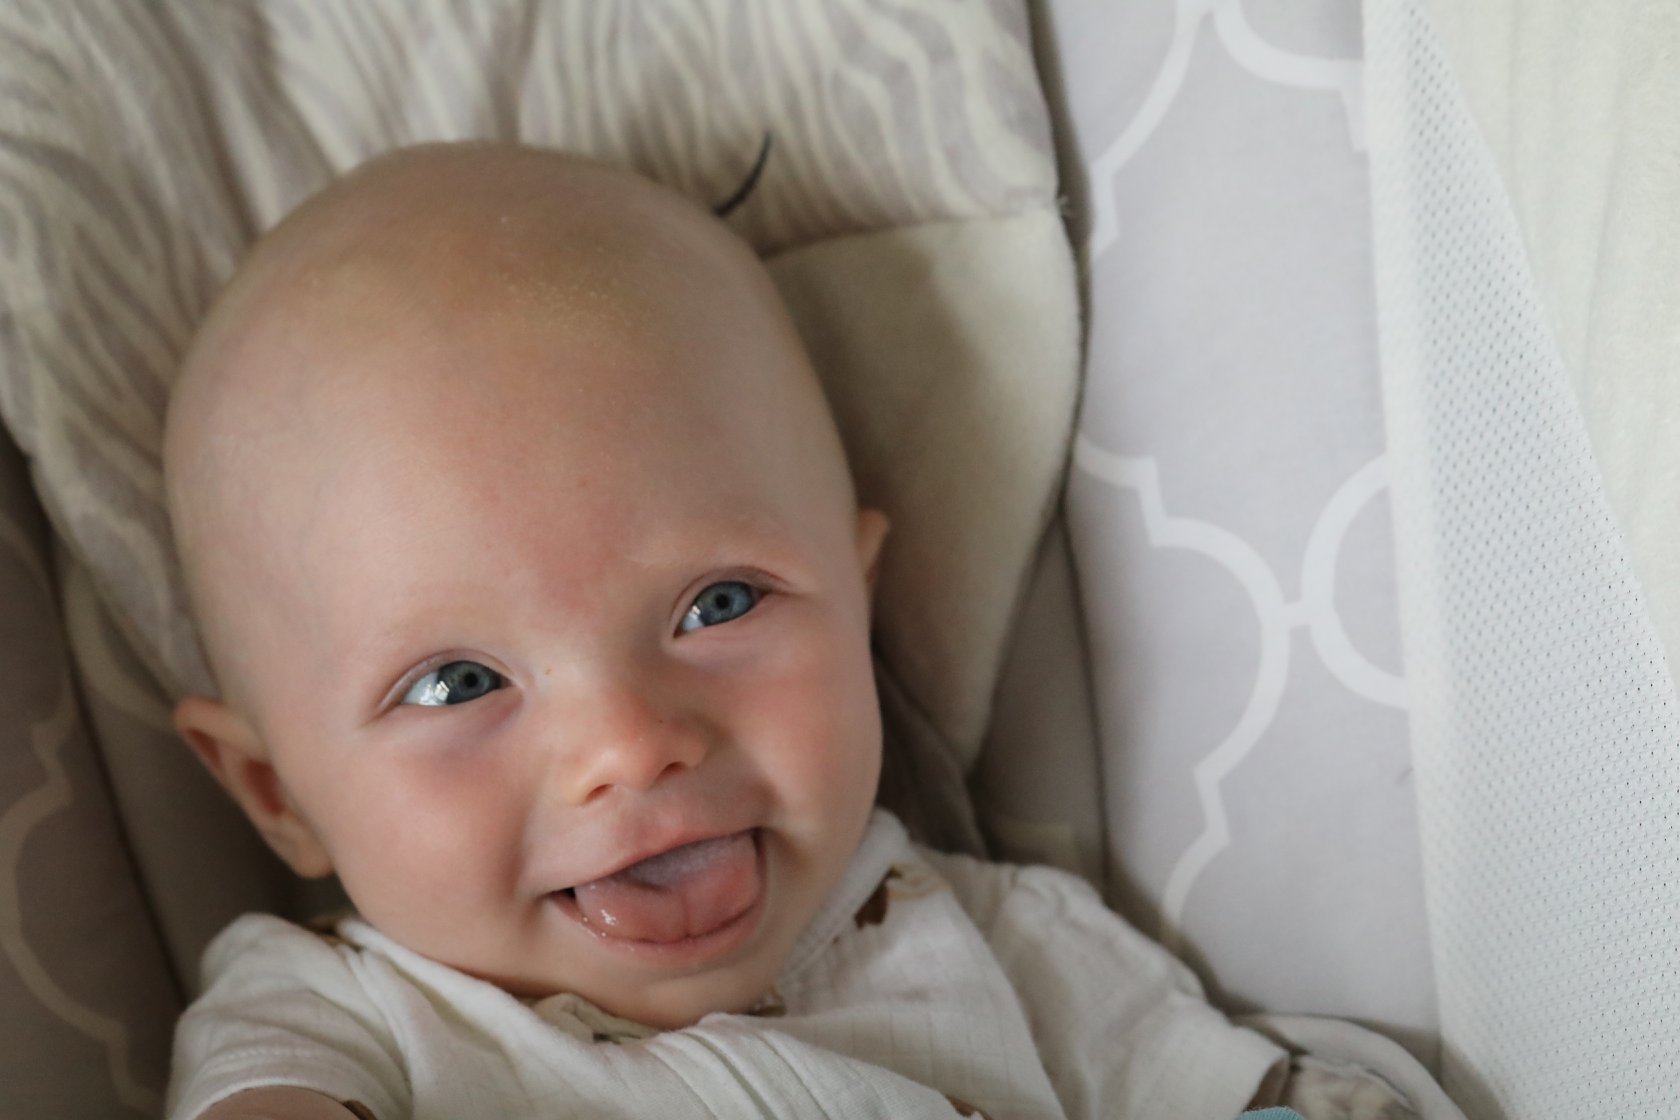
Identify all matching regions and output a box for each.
[571,832,757,943]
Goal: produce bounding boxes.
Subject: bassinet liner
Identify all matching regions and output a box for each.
[1038,0,1680,1117]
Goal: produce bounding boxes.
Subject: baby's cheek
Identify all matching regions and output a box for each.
[787,685,881,821]
[329,768,523,893]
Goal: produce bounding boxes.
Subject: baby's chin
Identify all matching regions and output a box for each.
[455,921,792,1032]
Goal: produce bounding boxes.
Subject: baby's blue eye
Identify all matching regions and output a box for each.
[679,581,760,633]
[402,660,505,707]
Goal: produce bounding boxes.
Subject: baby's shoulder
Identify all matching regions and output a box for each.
[199,910,369,990]
[912,842,1103,922]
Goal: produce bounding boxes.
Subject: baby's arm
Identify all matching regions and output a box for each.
[195,1087,365,1120]
[1262,1055,1418,1120]
[925,849,1423,1120]
[923,849,1283,1117]
[169,916,407,1120]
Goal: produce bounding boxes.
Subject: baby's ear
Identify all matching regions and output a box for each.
[174,696,335,879]
[855,507,891,596]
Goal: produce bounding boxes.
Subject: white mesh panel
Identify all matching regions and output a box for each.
[1365,2,1680,1117]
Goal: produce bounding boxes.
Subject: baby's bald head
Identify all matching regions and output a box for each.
[165,144,857,712]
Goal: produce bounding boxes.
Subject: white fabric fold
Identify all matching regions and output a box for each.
[1366,2,1680,1115]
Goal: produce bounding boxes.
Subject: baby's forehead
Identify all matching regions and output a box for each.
[180,156,784,439]
[173,150,851,525]
[233,177,721,358]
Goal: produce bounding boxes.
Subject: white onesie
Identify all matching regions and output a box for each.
[167,810,1285,1119]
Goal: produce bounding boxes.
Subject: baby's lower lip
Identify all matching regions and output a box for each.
[550,829,767,966]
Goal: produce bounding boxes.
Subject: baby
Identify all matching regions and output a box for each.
[162,143,1419,1120]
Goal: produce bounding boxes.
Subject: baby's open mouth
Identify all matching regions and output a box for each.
[553,829,763,947]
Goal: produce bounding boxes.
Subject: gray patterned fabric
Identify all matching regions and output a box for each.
[1016,0,1436,1061]
[0,425,176,1115]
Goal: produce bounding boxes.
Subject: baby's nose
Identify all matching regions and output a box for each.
[550,686,709,806]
